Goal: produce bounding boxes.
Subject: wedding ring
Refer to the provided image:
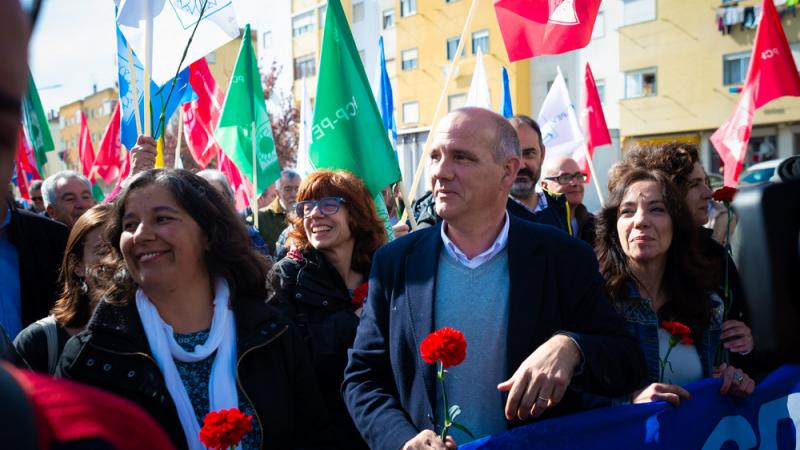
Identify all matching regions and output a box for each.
[537,395,550,402]
[733,372,744,384]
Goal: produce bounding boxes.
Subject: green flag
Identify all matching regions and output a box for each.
[22,73,55,175]
[215,23,279,194]
[310,0,402,197]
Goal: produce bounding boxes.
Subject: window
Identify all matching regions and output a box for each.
[319,5,327,29]
[382,8,395,29]
[400,0,416,17]
[723,52,750,85]
[623,0,656,26]
[595,79,606,104]
[401,48,418,71]
[791,43,800,73]
[547,78,567,92]
[448,94,466,111]
[471,30,489,55]
[263,31,272,49]
[446,0,459,3]
[294,54,316,80]
[292,10,314,37]
[402,101,419,123]
[352,1,364,23]
[446,37,464,60]
[206,51,216,64]
[625,68,657,98]
[592,12,605,39]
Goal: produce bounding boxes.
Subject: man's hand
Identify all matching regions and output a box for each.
[721,320,754,354]
[631,383,692,406]
[714,363,755,397]
[393,223,410,238]
[130,135,157,176]
[497,334,581,421]
[402,430,456,450]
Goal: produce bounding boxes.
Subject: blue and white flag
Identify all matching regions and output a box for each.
[537,66,584,163]
[116,25,196,150]
[500,67,513,118]
[375,36,397,147]
[463,365,800,449]
[116,0,239,85]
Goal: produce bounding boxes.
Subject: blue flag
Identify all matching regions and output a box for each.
[500,67,513,118]
[376,36,397,147]
[116,25,196,150]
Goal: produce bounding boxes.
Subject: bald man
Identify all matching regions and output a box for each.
[343,108,644,450]
[540,156,596,244]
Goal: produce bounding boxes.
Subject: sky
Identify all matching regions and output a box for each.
[30,0,261,115]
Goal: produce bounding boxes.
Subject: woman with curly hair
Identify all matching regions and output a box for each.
[269,170,388,449]
[57,169,332,450]
[596,168,754,406]
[609,142,753,360]
[14,204,112,374]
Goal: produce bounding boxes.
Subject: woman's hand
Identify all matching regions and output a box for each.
[713,363,755,397]
[721,320,754,354]
[130,135,157,176]
[631,383,692,406]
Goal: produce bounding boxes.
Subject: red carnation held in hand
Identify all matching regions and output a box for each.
[712,186,739,204]
[351,282,369,308]
[661,320,693,345]
[420,327,467,369]
[199,407,253,450]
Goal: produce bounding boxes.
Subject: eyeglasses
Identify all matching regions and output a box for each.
[544,172,588,185]
[295,197,346,218]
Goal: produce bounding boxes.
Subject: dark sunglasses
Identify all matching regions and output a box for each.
[544,172,588,185]
[295,197,346,218]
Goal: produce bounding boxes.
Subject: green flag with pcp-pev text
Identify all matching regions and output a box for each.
[215,23,280,194]
[22,72,55,175]
[310,0,402,196]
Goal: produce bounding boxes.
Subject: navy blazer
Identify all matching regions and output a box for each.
[343,216,645,450]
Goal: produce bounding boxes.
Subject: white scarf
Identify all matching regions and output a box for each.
[136,277,240,450]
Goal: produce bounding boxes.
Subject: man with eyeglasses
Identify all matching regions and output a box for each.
[247,169,302,256]
[506,115,573,235]
[540,156,596,245]
[28,180,45,214]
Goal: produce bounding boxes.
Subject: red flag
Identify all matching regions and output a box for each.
[104,149,131,204]
[495,0,602,62]
[91,103,122,184]
[78,112,95,180]
[577,63,611,182]
[711,0,800,186]
[183,58,223,169]
[219,150,252,212]
[14,136,33,201]
[17,128,41,180]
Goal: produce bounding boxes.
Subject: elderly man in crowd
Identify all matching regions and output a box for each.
[540,155,596,245]
[41,170,94,228]
[247,169,301,254]
[343,107,644,450]
[28,179,45,214]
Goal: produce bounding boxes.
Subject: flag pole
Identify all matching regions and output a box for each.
[126,46,142,137]
[175,108,184,168]
[397,182,418,230]
[143,0,153,138]
[582,146,605,207]
[401,0,479,223]
[251,120,259,230]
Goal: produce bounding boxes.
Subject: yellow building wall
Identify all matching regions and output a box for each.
[58,88,118,169]
[619,0,800,138]
[208,33,257,96]
[395,0,531,129]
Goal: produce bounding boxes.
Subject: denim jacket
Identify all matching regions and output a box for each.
[615,282,724,385]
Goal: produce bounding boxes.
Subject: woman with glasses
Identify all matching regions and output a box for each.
[57,169,332,450]
[269,170,388,449]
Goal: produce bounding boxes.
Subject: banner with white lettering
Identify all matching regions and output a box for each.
[463,365,800,449]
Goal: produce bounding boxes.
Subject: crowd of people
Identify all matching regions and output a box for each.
[0,2,764,449]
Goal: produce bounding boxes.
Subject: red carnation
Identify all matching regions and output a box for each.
[286,248,305,263]
[659,321,694,382]
[351,282,369,308]
[199,408,253,450]
[420,327,467,369]
[712,186,739,204]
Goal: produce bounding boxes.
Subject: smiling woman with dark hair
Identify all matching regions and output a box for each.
[56,169,333,450]
[269,169,387,449]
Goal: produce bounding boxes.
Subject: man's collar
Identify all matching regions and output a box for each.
[440,211,510,269]
[266,197,285,214]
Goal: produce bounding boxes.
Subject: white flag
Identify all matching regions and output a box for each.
[465,47,492,110]
[537,66,585,162]
[295,78,315,177]
[117,0,240,85]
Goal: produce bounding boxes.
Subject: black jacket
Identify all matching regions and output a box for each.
[5,206,68,329]
[269,250,366,449]
[56,297,335,450]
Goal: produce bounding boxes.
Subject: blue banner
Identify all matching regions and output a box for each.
[500,67,513,119]
[463,365,800,449]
